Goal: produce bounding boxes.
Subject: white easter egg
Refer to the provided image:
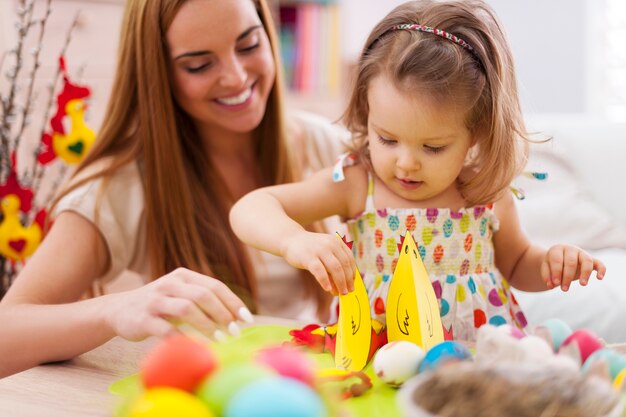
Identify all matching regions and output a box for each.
[373,341,424,387]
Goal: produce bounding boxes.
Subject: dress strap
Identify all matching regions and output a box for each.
[365,171,376,212]
[332,153,357,182]
[510,171,548,200]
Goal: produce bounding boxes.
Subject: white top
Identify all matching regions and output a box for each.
[54,111,349,320]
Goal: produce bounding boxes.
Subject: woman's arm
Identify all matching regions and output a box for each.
[230,165,367,295]
[493,192,605,292]
[0,212,249,377]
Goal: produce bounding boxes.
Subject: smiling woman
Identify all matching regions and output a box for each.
[0,0,347,378]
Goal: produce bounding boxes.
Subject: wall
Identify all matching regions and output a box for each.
[341,0,604,119]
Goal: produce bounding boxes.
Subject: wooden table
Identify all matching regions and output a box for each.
[0,316,300,417]
[2,320,625,417]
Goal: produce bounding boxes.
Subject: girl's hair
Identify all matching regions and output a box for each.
[343,0,529,206]
[50,0,306,310]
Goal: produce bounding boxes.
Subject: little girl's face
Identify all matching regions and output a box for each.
[366,75,474,205]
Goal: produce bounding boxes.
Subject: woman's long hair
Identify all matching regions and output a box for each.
[51,0,307,311]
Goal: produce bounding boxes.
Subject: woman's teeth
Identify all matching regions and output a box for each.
[216,87,252,105]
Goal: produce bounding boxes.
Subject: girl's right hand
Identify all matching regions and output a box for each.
[281,232,356,295]
[103,268,253,341]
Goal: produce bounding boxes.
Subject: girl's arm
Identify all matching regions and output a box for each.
[0,212,248,377]
[230,165,368,295]
[493,192,606,292]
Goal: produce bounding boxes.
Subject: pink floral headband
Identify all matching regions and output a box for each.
[389,23,479,60]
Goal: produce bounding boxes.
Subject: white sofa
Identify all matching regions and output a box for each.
[513,118,626,343]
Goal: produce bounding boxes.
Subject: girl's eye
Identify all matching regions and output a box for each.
[425,145,446,153]
[377,135,397,146]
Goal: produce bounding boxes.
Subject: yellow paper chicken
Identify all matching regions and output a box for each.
[0,195,43,261]
[386,231,444,350]
[52,98,96,164]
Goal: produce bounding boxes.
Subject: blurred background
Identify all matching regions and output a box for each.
[1,0,625,125]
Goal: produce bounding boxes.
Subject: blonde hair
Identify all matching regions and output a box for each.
[343,0,529,206]
[51,0,304,310]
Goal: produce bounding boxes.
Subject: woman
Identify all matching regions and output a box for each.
[0,0,345,377]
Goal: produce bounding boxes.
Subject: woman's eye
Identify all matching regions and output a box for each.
[186,63,211,74]
[377,135,397,146]
[425,145,446,153]
[238,43,260,53]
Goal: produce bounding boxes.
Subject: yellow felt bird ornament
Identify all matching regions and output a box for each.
[0,195,44,261]
[52,98,96,164]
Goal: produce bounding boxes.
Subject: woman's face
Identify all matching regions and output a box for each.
[167,0,275,138]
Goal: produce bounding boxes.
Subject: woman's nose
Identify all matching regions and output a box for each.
[219,54,247,88]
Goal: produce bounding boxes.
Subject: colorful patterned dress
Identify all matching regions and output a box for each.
[332,154,527,341]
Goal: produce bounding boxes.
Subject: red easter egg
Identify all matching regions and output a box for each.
[255,345,315,386]
[141,334,218,392]
[558,329,604,364]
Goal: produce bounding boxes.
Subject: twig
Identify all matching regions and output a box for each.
[13,0,52,152]
[0,0,35,178]
[29,10,81,187]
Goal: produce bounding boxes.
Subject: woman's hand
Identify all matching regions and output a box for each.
[541,245,606,291]
[102,268,253,341]
[281,232,356,295]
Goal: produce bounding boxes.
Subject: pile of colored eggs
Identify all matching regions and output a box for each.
[126,334,327,417]
[373,319,626,395]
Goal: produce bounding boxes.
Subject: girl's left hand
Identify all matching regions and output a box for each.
[541,244,606,291]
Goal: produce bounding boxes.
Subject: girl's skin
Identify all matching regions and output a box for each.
[0,0,280,377]
[230,73,606,297]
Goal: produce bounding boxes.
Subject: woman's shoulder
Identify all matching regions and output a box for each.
[55,158,143,217]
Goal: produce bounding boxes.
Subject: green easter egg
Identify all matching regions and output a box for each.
[197,362,274,415]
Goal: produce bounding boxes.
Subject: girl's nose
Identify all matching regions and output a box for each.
[219,54,247,89]
[396,151,421,172]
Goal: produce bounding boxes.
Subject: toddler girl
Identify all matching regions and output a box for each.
[230,0,605,340]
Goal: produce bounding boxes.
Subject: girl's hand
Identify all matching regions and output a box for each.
[281,232,356,295]
[541,245,606,291]
[103,268,253,341]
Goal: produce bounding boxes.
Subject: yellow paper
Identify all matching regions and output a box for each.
[386,231,444,350]
[335,234,372,371]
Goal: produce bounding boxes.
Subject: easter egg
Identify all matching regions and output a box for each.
[141,334,218,392]
[225,377,325,417]
[418,341,472,373]
[582,348,626,381]
[129,387,213,417]
[255,345,315,386]
[558,329,603,364]
[533,318,572,351]
[197,362,275,415]
[373,341,424,387]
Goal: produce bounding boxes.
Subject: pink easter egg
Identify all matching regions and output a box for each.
[558,329,604,364]
[255,345,315,386]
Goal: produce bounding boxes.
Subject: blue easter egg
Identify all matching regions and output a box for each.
[418,341,472,373]
[539,318,572,350]
[225,377,325,417]
[582,348,626,381]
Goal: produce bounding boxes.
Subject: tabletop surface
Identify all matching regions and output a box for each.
[0,315,300,417]
[2,319,625,417]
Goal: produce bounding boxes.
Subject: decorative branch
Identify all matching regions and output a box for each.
[29,10,81,193]
[0,0,36,178]
[13,0,52,152]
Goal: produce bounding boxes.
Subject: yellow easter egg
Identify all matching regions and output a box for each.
[386,238,397,256]
[474,243,482,262]
[130,388,213,417]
